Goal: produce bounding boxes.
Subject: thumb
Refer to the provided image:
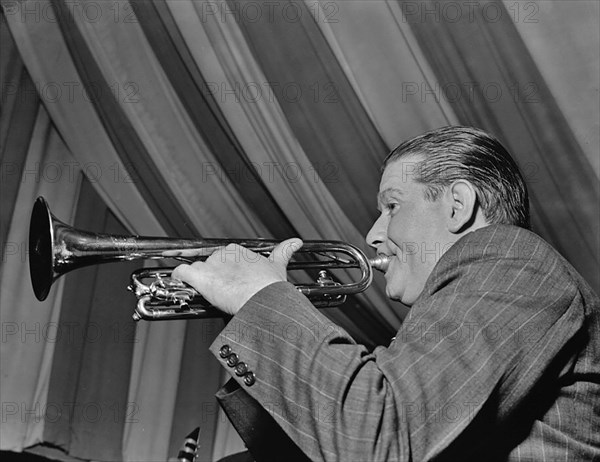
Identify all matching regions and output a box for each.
[269,238,303,268]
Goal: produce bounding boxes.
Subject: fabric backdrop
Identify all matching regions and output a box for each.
[1,1,598,461]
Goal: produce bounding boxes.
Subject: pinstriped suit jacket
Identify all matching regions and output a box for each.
[210,225,600,461]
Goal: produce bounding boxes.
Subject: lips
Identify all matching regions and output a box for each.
[371,253,391,273]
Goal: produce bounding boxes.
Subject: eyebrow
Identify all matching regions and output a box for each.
[377,188,404,210]
[377,188,404,207]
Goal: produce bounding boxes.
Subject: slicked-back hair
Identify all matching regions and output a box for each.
[383,126,530,229]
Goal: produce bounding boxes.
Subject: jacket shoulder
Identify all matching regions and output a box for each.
[426,225,589,299]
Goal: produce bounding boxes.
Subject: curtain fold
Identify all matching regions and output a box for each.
[401,0,599,293]
[130,0,298,240]
[167,319,230,460]
[63,0,273,240]
[505,0,600,176]
[43,179,139,460]
[51,0,196,238]
[226,0,387,236]
[0,12,39,248]
[307,0,458,147]
[0,104,82,450]
[2,0,164,235]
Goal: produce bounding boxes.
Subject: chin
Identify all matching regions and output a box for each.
[400,295,417,307]
[385,285,403,303]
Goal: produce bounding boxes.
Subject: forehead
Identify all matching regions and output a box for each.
[379,156,422,192]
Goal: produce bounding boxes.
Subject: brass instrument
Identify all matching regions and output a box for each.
[29,197,389,321]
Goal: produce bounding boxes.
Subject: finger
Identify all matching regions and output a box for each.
[171,263,201,284]
[269,238,303,267]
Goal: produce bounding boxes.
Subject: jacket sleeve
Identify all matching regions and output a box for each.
[209,255,584,461]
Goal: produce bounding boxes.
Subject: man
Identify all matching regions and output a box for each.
[173,127,599,461]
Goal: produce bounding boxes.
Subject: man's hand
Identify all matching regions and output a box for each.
[171,238,303,316]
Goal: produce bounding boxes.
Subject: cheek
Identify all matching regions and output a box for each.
[386,214,402,239]
[386,214,412,252]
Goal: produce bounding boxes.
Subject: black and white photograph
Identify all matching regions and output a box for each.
[1,1,598,461]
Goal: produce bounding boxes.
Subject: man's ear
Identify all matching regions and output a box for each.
[446,180,478,233]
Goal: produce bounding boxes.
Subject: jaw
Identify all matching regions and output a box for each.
[384,254,434,306]
[383,257,405,303]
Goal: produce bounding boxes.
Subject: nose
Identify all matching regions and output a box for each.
[366,214,387,249]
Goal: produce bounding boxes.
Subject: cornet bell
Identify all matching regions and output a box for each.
[29,197,57,301]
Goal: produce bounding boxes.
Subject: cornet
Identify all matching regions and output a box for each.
[29,197,389,321]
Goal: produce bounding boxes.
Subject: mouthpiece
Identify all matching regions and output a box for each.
[369,255,391,272]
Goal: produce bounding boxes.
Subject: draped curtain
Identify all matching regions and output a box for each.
[1,1,598,460]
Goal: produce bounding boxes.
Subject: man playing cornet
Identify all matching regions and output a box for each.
[173,126,599,461]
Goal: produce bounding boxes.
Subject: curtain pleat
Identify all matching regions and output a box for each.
[63,0,274,239]
[52,0,195,238]
[308,0,458,147]
[227,0,387,236]
[43,179,139,460]
[3,0,165,235]
[402,0,600,293]
[505,0,600,176]
[0,105,82,450]
[0,13,39,248]
[122,322,186,461]
[130,0,298,240]
[167,319,228,460]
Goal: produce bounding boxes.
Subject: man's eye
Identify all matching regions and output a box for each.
[386,203,399,213]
